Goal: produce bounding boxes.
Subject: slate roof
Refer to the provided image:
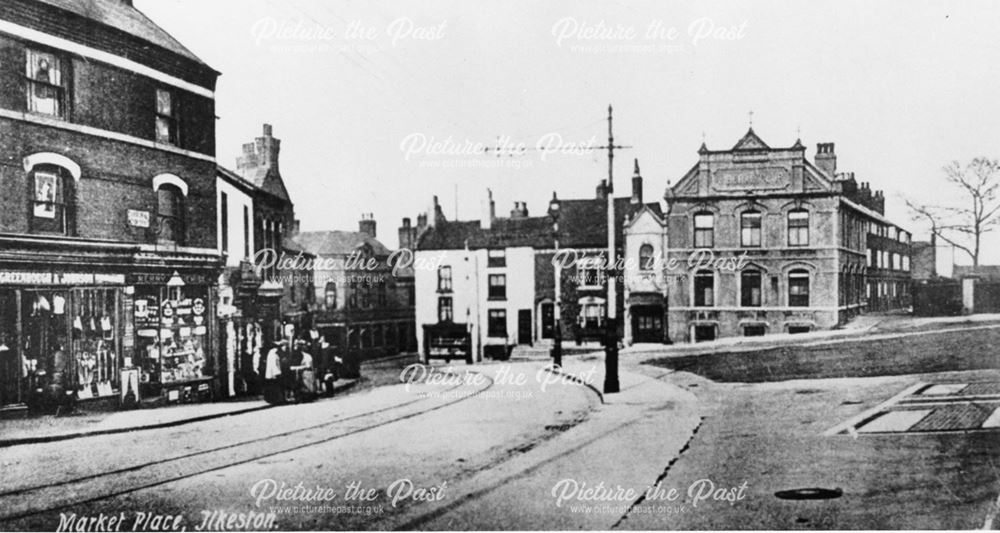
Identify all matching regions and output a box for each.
[241,167,290,202]
[294,231,393,257]
[216,165,256,193]
[416,196,662,251]
[953,265,1000,280]
[36,0,207,65]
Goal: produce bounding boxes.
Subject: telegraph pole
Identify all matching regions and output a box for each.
[603,104,622,394]
[478,108,630,392]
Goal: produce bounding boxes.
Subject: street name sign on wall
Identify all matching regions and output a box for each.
[128,209,151,228]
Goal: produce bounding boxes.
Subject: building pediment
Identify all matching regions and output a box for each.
[732,128,770,151]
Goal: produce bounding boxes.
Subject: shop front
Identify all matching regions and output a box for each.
[0,271,128,409]
[129,271,217,405]
[0,266,220,411]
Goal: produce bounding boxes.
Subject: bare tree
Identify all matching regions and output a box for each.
[906,157,1000,266]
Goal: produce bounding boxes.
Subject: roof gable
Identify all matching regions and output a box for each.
[245,167,290,202]
[671,164,701,196]
[732,128,770,151]
[625,203,665,230]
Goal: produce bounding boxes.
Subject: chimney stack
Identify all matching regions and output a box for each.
[630,158,643,204]
[596,179,608,199]
[480,189,495,230]
[510,201,528,219]
[815,142,836,177]
[359,213,376,238]
[236,123,281,178]
[427,196,441,228]
[398,217,418,250]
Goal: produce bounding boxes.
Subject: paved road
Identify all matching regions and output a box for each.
[2,323,996,531]
[0,361,694,531]
[621,324,1000,530]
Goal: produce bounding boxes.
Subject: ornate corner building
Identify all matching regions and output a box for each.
[656,129,913,343]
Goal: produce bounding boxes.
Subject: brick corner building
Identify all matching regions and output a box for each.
[0,0,222,408]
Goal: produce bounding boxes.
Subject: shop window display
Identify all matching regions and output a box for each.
[134,285,210,396]
[21,289,122,399]
[70,289,119,398]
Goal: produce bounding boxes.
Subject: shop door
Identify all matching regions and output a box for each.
[0,290,19,406]
[517,310,532,345]
[540,303,554,339]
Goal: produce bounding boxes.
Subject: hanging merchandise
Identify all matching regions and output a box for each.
[36,295,50,314]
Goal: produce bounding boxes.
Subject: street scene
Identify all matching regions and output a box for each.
[1,0,999,531]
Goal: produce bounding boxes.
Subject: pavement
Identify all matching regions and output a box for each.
[623,312,1000,358]
[0,378,357,447]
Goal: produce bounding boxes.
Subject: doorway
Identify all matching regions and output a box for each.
[517,310,532,345]
[631,305,663,343]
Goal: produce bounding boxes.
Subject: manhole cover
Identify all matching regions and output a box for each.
[774,487,843,500]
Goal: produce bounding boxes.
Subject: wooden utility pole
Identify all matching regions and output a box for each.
[602,104,624,394]
[478,107,631,392]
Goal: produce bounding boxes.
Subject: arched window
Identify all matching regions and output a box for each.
[29,165,74,235]
[740,269,762,307]
[693,270,714,307]
[156,184,184,244]
[788,269,810,307]
[693,212,714,248]
[788,210,809,246]
[740,211,762,247]
[639,244,655,271]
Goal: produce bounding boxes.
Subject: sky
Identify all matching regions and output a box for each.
[136,0,1000,263]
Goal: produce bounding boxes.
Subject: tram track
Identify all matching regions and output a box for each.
[0,367,494,523]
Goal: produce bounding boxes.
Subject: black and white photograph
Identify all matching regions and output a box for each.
[0,0,999,530]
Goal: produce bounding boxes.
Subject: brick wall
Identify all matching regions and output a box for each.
[0,34,216,156]
[0,118,217,247]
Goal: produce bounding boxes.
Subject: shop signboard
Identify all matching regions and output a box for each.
[0,271,125,285]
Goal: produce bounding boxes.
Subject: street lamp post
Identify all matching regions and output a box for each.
[549,193,562,368]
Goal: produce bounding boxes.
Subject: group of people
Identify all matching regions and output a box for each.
[255,325,340,404]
